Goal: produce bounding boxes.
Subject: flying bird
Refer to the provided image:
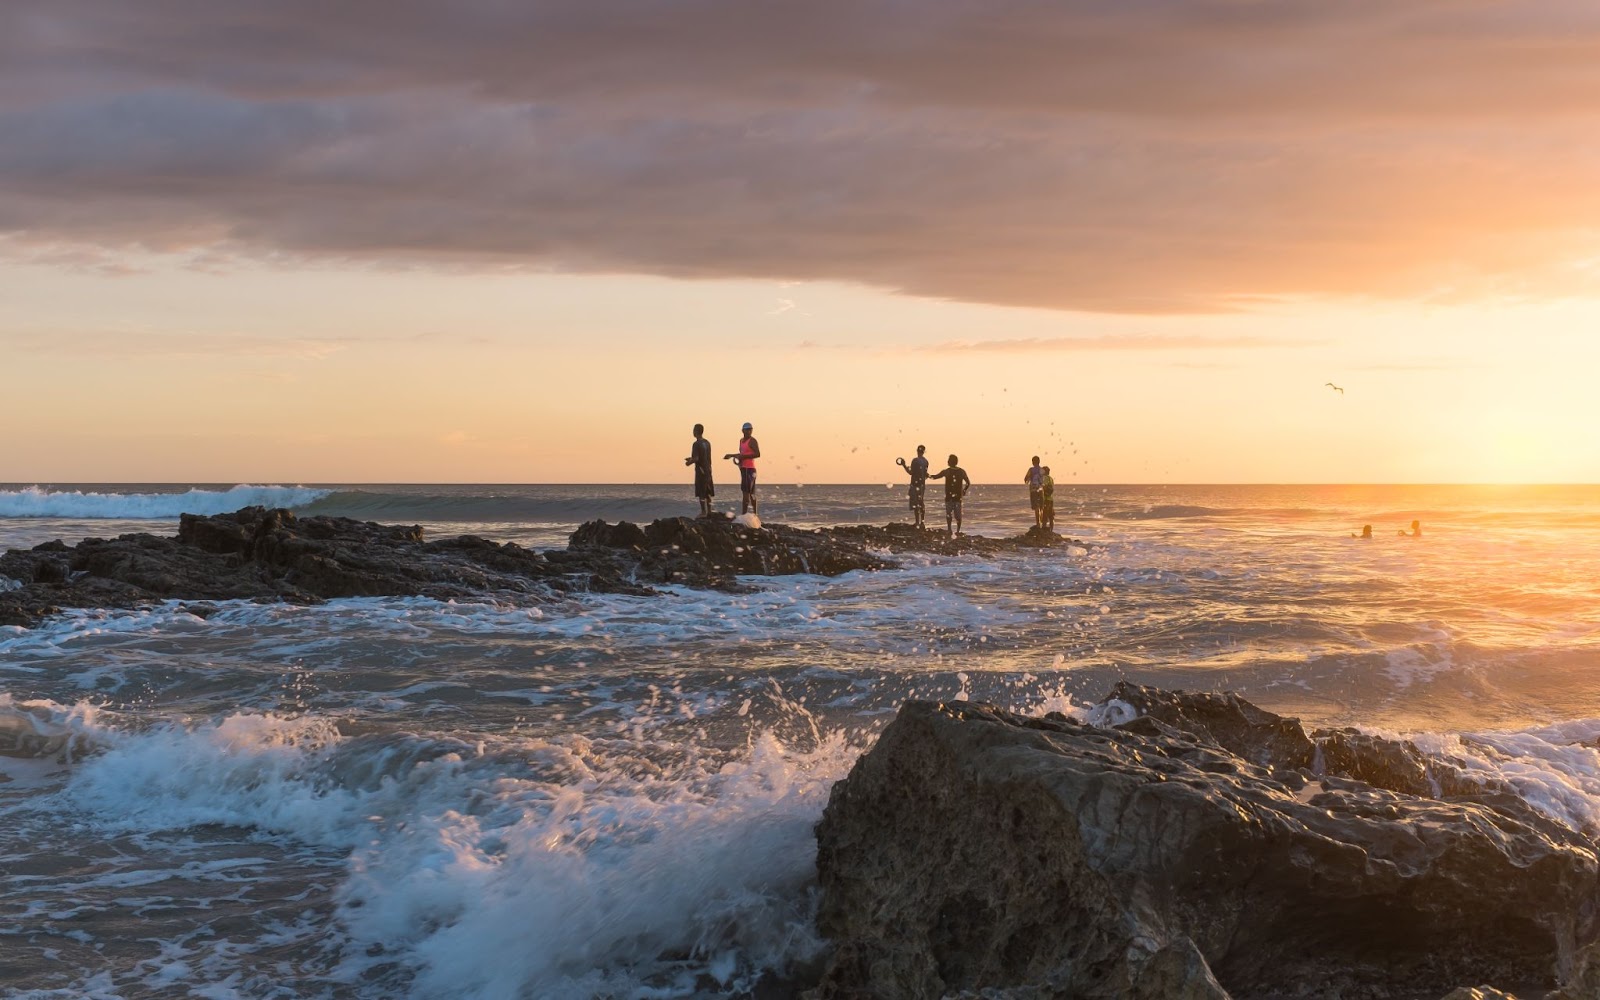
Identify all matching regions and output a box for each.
[1325,382,1344,395]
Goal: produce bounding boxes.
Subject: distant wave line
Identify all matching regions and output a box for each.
[0,485,331,519]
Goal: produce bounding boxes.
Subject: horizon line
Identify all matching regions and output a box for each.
[4,482,1599,489]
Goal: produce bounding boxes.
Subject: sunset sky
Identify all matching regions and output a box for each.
[3,1,1599,484]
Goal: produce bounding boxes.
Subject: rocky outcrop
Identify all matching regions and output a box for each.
[0,508,901,628]
[0,507,648,628]
[810,686,1600,1000]
[568,516,895,587]
[0,508,1095,628]
[823,521,1090,555]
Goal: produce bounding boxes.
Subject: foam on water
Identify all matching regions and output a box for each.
[0,485,330,520]
[24,687,1600,999]
[10,690,861,998]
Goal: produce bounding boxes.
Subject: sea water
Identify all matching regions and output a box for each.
[2,483,1600,997]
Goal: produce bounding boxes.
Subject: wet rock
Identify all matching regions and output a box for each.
[572,516,895,586]
[811,690,1600,1000]
[1313,726,1437,797]
[824,521,1092,556]
[2,507,1092,629]
[0,507,650,628]
[1104,681,1316,770]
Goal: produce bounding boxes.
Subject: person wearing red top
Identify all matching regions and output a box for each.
[723,422,762,515]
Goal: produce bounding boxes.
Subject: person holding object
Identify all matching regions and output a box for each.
[929,454,972,536]
[685,424,714,517]
[724,422,761,515]
[896,445,930,528]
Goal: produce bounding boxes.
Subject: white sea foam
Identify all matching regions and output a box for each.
[1410,724,1600,836]
[1383,646,1458,690]
[0,484,330,519]
[37,696,862,999]
[0,693,104,761]
[336,730,854,998]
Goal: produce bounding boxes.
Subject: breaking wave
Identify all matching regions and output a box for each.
[0,485,331,519]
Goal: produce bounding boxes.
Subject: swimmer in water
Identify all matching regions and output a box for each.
[1400,519,1422,538]
[1352,524,1373,539]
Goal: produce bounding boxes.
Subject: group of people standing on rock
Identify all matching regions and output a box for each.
[1023,456,1056,532]
[895,449,1056,538]
[895,446,971,535]
[686,422,761,517]
[686,425,1063,539]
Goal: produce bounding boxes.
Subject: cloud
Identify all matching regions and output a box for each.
[920,334,1298,353]
[3,1,1600,313]
[5,330,348,361]
[1351,360,1476,372]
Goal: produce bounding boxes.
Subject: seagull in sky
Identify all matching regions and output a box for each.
[1325,382,1344,395]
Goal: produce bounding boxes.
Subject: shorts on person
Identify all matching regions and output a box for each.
[740,467,757,493]
[945,495,962,517]
[909,480,926,510]
[1029,488,1044,511]
[695,472,715,500]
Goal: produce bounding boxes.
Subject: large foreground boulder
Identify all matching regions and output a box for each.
[811,688,1600,999]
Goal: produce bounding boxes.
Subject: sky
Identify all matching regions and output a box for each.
[3,1,1600,484]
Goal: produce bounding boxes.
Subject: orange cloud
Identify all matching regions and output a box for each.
[2,1,1600,313]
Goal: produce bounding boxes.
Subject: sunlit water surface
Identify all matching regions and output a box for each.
[2,483,1599,997]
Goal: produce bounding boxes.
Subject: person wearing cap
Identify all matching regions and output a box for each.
[723,422,762,515]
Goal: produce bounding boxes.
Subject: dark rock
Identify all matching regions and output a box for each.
[2,507,1091,629]
[30,559,68,585]
[1313,727,1437,797]
[571,519,649,550]
[572,516,895,586]
[811,691,1600,1000]
[824,522,1093,556]
[1105,681,1316,770]
[177,510,255,555]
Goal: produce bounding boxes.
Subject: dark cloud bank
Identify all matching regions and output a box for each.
[4,0,1600,313]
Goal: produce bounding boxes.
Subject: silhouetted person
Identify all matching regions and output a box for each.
[929,454,972,536]
[1352,524,1373,539]
[724,422,761,515]
[896,445,930,528]
[1023,455,1045,528]
[685,424,714,517]
[1400,519,1422,538]
[1041,466,1055,531]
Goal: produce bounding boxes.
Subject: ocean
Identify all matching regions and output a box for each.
[3,482,1600,998]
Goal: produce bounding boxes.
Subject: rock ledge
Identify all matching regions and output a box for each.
[810,686,1600,1000]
